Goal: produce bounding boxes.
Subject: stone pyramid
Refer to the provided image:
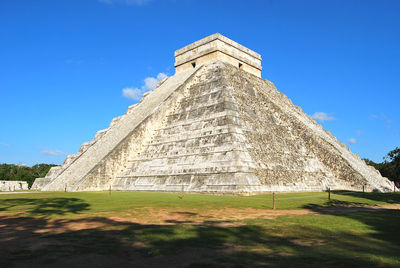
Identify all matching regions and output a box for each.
[32,33,394,193]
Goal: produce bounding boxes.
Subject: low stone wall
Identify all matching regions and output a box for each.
[0,181,29,191]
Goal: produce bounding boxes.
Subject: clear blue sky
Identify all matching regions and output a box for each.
[1,0,399,166]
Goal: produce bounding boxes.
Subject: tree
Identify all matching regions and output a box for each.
[364,147,400,186]
[0,163,57,188]
[384,147,400,184]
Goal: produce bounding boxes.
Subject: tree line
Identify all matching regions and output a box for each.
[364,147,400,187]
[0,164,57,187]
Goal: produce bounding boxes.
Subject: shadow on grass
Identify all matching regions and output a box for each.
[0,198,90,217]
[1,209,399,267]
[333,190,400,204]
[304,199,379,211]
[302,202,400,263]
[0,193,399,267]
[328,199,366,207]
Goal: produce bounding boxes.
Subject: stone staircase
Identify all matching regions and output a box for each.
[33,67,199,191]
[113,68,262,193]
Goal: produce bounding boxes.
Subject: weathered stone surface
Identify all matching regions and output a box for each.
[175,33,262,77]
[0,181,28,191]
[30,178,51,190]
[40,67,199,191]
[31,166,62,190]
[33,34,395,193]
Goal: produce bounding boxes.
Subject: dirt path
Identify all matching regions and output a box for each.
[0,191,34,195]
[1,204,399,231]
[105,203,400,226]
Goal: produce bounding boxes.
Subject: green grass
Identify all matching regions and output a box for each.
[1,190,399,218]
[0,191,399,267]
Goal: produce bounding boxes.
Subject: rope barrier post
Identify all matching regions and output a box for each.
[109,185,111,196]
[273,192,275,210]
[328,187,331,201]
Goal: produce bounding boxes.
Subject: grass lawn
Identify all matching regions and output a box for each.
[0,191,399,267]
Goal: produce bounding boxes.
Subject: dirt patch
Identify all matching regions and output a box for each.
[2,203,398,229]
[205,207,314,221]
[103,207,317,227]
[290,239,312,247]
[277,251,294,257]
[373,204,400,209]
[218,243,244,254]
[106,204,400,225]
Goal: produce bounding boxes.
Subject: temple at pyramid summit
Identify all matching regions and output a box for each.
[32,33,395,193]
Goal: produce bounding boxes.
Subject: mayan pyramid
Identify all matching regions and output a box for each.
[32,33,394,193]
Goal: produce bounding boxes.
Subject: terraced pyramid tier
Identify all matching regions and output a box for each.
[33,61,394,193]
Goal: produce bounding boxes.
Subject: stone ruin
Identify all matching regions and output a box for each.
[32,33,395,193]
[1,181,29,191]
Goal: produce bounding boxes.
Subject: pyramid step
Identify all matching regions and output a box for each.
[45,166,62,179]
[109,116,124,128]
[78,141,95,154]
[94,129,108,141]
